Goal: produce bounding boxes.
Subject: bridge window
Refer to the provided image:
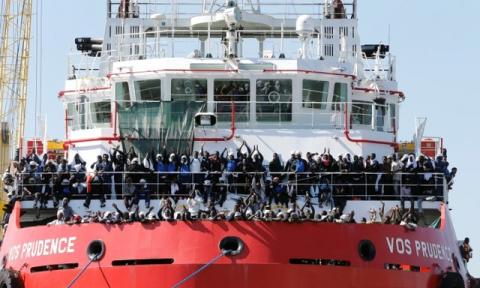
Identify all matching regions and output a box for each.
[90,101,111,128]
[171,79,207,101]
[134,79,161,101]
[351,101,372,126]
[302,80,329,110]
[115,82,131,108]
[214,79,250,122]
[389,103,396,132]
[332,82,348,111]
[256,79,292,122]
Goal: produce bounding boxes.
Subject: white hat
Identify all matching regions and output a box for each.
[29,161,38,166]
[340,214,349,222]
[131,158,139,163]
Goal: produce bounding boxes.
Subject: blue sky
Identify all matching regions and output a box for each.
[25,0,480,274]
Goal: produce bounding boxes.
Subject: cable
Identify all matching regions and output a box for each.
[65,254,99,288]
[172,250,231,288]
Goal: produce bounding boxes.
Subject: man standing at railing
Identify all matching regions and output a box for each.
[460,237,473,265]
[391,154,403,196]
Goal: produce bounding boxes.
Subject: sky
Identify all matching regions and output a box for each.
[24,0,480,275]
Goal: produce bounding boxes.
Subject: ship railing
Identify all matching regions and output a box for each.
[109,28,361,61]
[106,0,355,20]
[66,50,120,79]
[10,171,448,203]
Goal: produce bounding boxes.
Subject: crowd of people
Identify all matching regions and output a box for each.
[43,196,419,228]
[2,142,456,226]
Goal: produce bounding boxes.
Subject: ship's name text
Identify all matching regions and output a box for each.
[386,237,452,261]
[8,237,77,261]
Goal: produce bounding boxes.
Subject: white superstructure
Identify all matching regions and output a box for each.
[59,0,404,165]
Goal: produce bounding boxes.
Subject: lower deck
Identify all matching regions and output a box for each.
[0,202,469,288]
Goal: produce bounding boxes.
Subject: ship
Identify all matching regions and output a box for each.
[0,0,474,287]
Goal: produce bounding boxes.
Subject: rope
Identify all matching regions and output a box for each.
[172,250,231,288]
[65,254,98,288]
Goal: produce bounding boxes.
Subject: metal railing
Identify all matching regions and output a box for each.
[10,171,448,203]
[108,29,362,61]
[105,0,353,20]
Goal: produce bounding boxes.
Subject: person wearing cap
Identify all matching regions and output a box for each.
[127,156,143,184]
[189,150,203,189]
[271,176,288,207]
[292,151,309,197]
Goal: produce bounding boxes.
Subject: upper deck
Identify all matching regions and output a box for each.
[57,0,404,168]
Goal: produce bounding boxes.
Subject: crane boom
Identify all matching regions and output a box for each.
[0,0,33,190]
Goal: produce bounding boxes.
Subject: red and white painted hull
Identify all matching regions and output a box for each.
[0,203,467,287]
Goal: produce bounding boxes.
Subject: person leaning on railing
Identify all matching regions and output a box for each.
[7,142,458,212]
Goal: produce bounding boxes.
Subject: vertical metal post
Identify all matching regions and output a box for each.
[364,173,368,200]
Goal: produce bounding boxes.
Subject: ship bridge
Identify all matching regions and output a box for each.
[60,0,403,166]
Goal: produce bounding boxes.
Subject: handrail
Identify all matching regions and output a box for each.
[343,103,397,147]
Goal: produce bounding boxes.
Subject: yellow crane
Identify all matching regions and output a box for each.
[0,0,33,207]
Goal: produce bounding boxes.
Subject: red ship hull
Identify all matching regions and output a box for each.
[0,203,468,287]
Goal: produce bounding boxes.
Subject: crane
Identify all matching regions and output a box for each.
[0,0,33,202]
